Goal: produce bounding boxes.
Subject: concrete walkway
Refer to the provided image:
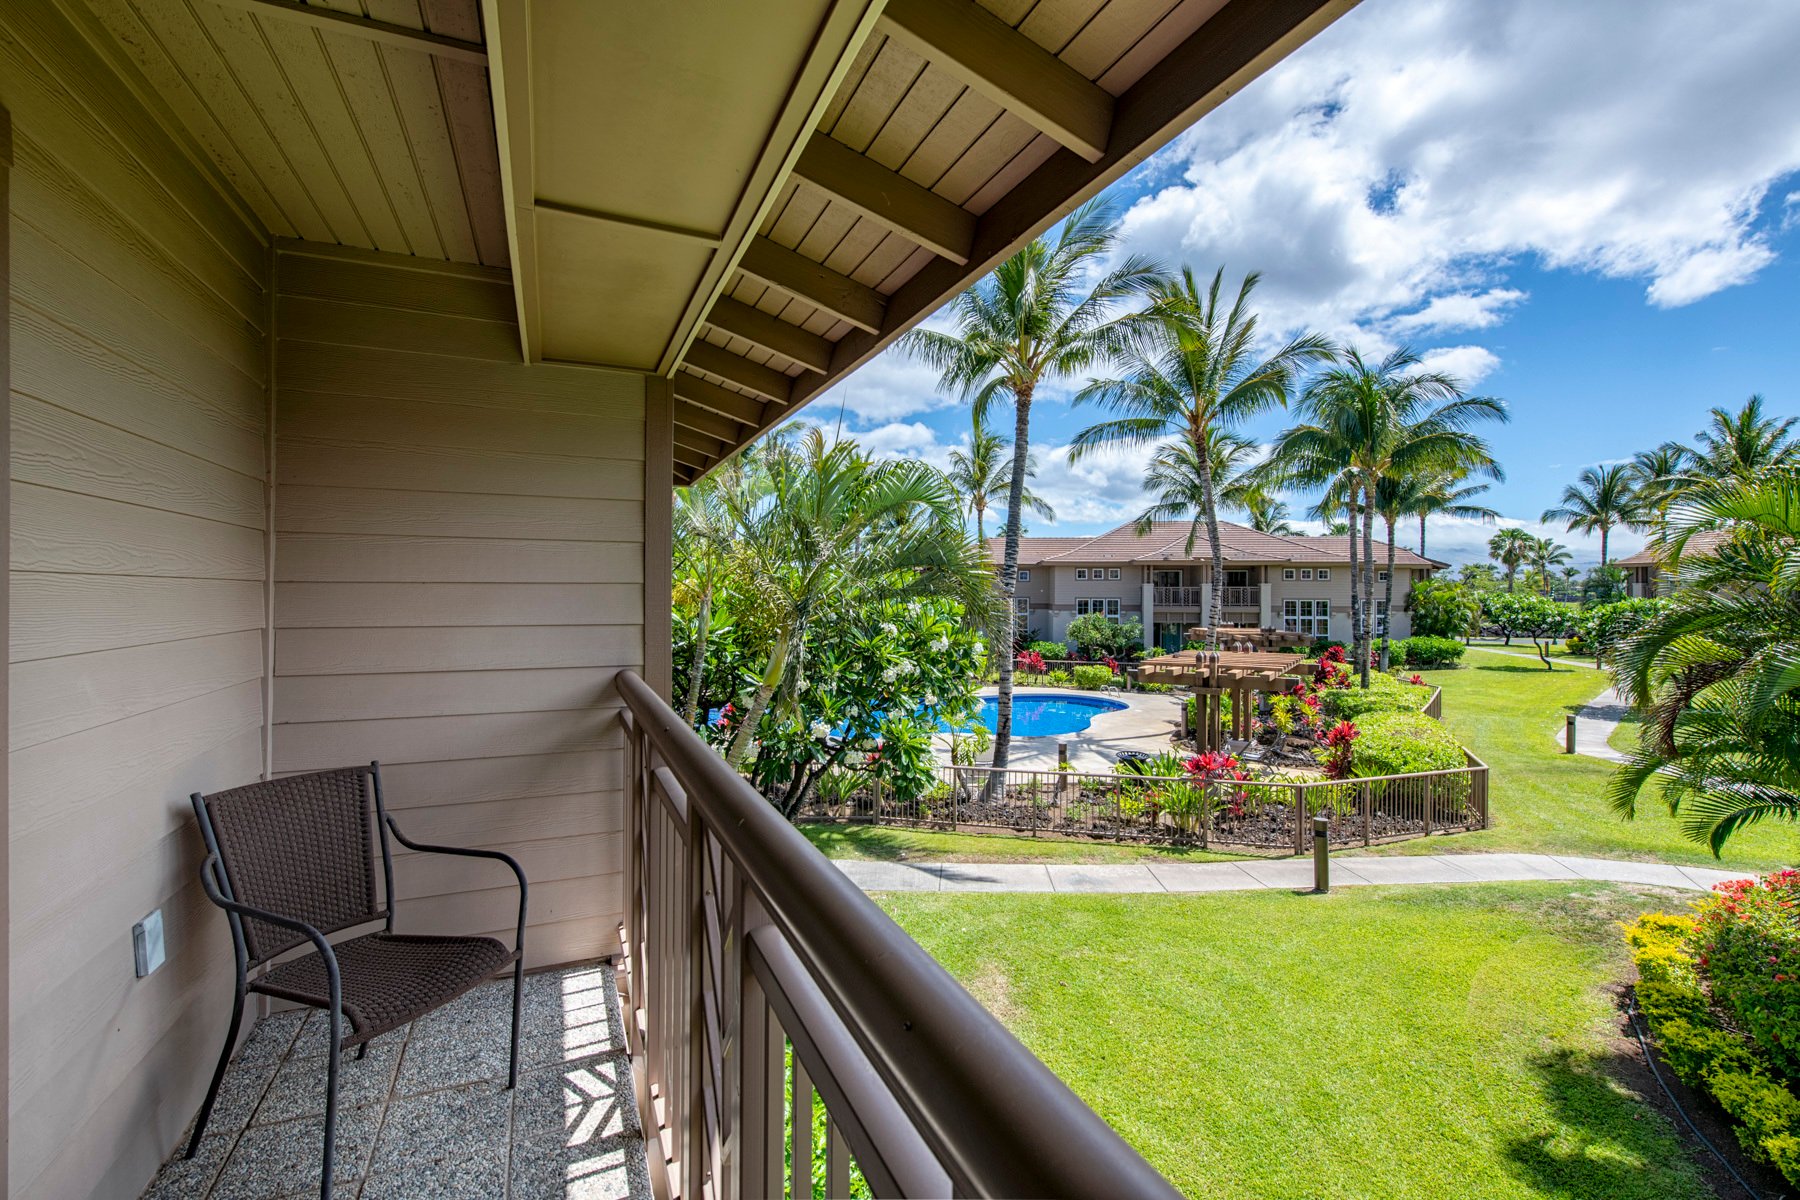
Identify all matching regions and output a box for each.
[1571,686,1632,763]
[835,852,1748,895]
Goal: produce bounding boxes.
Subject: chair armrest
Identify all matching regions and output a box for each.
[197,853,345,1010]
[384,817,528,953]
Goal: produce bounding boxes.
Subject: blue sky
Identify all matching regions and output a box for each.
[792,0,1800,566]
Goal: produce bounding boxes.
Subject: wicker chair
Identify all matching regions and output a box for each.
[185,762,527,1200]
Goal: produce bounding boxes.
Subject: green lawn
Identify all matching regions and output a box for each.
[799,823,1246,864]
[1377,649,1792,871]
[882,882,1710,1200]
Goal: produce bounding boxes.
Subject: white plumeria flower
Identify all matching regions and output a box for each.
[922,692,938,707]
[879,622,899,637]
[809,720,830,740]
[930,637,949,652]
[795,679,808,694]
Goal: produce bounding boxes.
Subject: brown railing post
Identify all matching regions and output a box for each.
[1424,777,1434,836]
[736,962,784,1199]
[686,809,707,1200]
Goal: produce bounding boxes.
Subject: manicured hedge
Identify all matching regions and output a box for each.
[1322,671,1434,722]
[1622,897,1800,1186]
[1393,636,1465,668]
[1072,664,1117,690]
[1349,711,1464,777]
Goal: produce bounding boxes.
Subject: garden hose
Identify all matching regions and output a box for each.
[1625,985,1768,1200]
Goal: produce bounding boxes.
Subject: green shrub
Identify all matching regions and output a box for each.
[1045,669,1072,686]
[1322,672,1433,722]
[1349,711,1464,777]
[1395,636,1465,668]
[1027,640,1067,659]
[1694,872,1800,1078]
[1138,682,1173,694]
[1072,664,1116,690]
[1066,613,1142,659]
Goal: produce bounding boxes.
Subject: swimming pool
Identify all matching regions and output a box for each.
[945,693,1127,738]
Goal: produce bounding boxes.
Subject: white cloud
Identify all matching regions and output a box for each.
[1419,514,1646,567]
[1417,344,1501,386]
[1120,0,1800,350]
[1022,440,1153,529]
[852,420,954,465]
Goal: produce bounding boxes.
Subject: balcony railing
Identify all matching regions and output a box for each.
[1152,585,1260,609]
[1220,585,1259,609]
[616,671,1181,1200]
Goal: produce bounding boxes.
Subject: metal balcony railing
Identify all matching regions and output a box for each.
[1219,586,1259,609]
[1152,585,1260,609]
[616,671,1181,1200]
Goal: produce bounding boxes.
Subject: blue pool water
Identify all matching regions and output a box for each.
[946,694,1127,738]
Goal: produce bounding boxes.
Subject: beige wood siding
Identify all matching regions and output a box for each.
[271,242,643,972]
[3,1,271,1195]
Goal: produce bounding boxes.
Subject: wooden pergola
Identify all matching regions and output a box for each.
[1183,626,1315,652]
[1137,650,1308,752]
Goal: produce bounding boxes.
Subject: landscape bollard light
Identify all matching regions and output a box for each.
[1313,815,1330,893]
[1565,713,1577,754]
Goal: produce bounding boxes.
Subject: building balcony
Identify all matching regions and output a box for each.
[1153,586,1261,609]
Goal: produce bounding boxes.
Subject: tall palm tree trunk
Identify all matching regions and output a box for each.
[1360,478,1375,688]
[1379,517,1397,671]
[681,585,712,725]
[1599,525,1609,566]
[1196,432,1224,651]
[1346,486,1362,664]
[1418,514,1427,558]
[975,503,986,543]
[990,384,1034,790]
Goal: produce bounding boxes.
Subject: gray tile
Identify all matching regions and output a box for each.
[209,1104,383,1200]
[1144,862,1264,892]
[834,860,943,891]
[934,863,1055,892]
[253,1036,402,1124]
[513,1053,649,1200]
[362,1083,512,1200]
[1046,864,1166,893]
[141,1131,235,1200]
[288,1011,410,1062]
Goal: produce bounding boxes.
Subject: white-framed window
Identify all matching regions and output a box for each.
[1018,569,1030,581]
[1013,596,1030,617]
[1107,568,1121,580]
[1375,599,1389,616]
[1282,598,1331,636]
[1075,568,1088,580]
[1378,570,1390,581]
[1283,568,1296,580]
[1299,568,1314,581]
[1075,598,1121,618]
[1318,568,1332,580]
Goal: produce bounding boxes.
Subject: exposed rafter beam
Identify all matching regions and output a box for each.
[673,442,713,471]
[704,297,831,374]
[673,424,731,459]
[877,0,1113,163]
[224,0,488,64]
[736,237,886,335]
[674,398,746,443]
[683,343,793,405]
[783,0,1352,427]
[674,372,769,427]
[792,133,975,264]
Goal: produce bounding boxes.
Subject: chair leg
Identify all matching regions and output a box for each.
[185,987,245,1157]
[507,958,525,1089]
[356,1042,368,1062]
[321,1007,341,1200]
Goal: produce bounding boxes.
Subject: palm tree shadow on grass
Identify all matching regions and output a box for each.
[1503,1045,1717,1200]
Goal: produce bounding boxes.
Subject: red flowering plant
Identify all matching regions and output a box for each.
[1016,649,1047,676]
[1104,656,1120,676]
[1407,673,1425,686]
[1184,751,1251,816]
[1692,869,1800,1077]
[1312,645,1352,689]
[1320,719,1359,779]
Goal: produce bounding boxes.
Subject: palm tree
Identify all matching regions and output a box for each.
[1244,492,1300,536]
[1608,472,1800,853]
[1690,394,1798,482]
[945,410,1055,541]
[1541,464,1644,566]
[673,467,740,725]
[1489,527,1534,591]
[1397,466,1499,558]
[1265,347,1507,683]
[1130,434,1259,552]
[716,430,992,769]
[901,200,1159,778]
[1629,442,1697,529]
[1362,464,1500,664]
[1525,535,1572,594]
[1069,267,1331,648]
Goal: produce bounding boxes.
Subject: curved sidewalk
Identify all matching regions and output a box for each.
[836,852,1749,895]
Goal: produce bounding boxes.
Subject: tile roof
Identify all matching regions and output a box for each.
[1613,528,1731,566]
[986,521,1447,568]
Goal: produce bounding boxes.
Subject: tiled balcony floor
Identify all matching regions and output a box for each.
[141,964,651,1199]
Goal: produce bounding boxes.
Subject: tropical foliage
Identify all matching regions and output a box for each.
[946,409,1055,541]
[1607,471,1800,853]
[901,200,1158,778]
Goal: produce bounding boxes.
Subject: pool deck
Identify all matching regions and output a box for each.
[935,687,1183,772]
